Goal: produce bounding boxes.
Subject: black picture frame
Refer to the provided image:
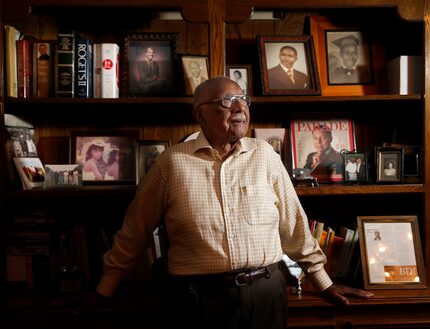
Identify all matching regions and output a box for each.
[375,147,404,183]
[257,35,320,96]
[122,32,179,97]
[226,64,253,96]
[138,139,171,184]
[342,151,369,184]
[71,131,138,186]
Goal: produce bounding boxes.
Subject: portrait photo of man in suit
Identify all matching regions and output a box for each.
[266,44,310,90]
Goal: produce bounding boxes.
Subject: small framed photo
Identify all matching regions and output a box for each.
[257,35,320,95]
[357,215,427,289]
[343,151,369,184]
[310,16,385,96]
[181,55,209,96]
[44,164,82,188]
[253,128,288,165]
[290,116,356,183]
[72,132,138,185]
[138,140,171,183]
[122,32,179,96]
[375,147,404,183]
[226,65,253,96]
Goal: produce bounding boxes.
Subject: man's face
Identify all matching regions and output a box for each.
[146,48,155,61]
[190,62,201,78]
[312,129,332,153]
[196,79,250,145]
[340,44,358,68]
[279,48,297,69]
[39,45,47,54]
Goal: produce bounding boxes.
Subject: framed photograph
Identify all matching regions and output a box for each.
[257,35,320,95]
[226,65,253,96]
[290,117,356,183]
[343,151,369,184]
[375,147,404,183]
[253,128,288,165]
[138,140,171,183]
[72,132,138,185]
[310,16,385,96]
[13,157,45,190]
[44,164,82,188]
[122,32,179,96]
[181,55,209,96]
[357,215,426,289]
[383,143,422,183]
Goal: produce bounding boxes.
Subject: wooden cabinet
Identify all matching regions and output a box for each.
[1,0,430,328]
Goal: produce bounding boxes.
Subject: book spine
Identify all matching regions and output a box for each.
[101,43,120,98]
[16,39,33,98]
[93,43,102,98]
[5,25,22,98]
[75,38,93,98]
[33,42,53,98]
[56,29,75,97]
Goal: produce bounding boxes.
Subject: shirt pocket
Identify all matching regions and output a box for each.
[239,183,279,226]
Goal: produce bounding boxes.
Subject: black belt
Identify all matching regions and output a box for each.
[171,263,279,287]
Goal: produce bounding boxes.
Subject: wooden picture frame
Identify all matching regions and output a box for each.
[375,147,404,183]
[181,55,209,96]
[122,32,179,96]
[138,140,171,184]
[71,132,138,185]
[290,116,356,183]
[357,215,427,289]
[342,151,369,184]
[310,16,385,96]
[257,35,320,95]
[226,65,253,96]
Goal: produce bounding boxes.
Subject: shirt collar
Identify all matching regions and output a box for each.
[191,132,257,155]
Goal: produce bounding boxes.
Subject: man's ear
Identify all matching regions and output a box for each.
[194,108,204,126]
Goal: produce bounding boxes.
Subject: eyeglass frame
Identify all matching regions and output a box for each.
[197,95,251,109]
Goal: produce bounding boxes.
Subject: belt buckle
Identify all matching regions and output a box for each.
[234,272,249,286]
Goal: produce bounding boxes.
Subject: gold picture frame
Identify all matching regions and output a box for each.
[357,215,427,289]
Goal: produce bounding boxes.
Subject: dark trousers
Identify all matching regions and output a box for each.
[163,268,287,329]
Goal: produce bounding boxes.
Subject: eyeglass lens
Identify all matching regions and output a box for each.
[222,95,250,108]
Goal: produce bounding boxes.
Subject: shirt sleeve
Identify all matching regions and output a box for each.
[274,157,333,292]
[97,159,168,297]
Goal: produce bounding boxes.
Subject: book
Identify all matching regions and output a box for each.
[4,25,23,97]
[16,39,33,98]
[13,157,45,190]
[101,43,120,98]
[33,41,54,98]
[387,56,423,95]
[75,38,93,98]
[56,29,76,97]
[93,43,102,98]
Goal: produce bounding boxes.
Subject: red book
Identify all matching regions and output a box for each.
[16,39,33,98]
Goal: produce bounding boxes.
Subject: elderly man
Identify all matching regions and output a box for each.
[95,77,373,329]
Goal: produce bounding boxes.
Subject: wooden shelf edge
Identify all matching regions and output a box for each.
[295,184,424,196]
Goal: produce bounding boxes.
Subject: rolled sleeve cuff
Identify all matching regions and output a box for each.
[96,273,122,297]
[307,269,333,292]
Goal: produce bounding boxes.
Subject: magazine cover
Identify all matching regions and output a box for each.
[290,118,355,183]
[13,157,45,189]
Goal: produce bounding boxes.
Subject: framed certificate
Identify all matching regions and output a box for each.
[357,215,426,289]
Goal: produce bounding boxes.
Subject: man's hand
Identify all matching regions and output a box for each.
[321,284,374,306]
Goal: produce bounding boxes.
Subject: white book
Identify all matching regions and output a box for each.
[387,55,423,95]
[4,25,22,98]
[93,43,102,98]
[13,157,45,190]
[101,43,120,98]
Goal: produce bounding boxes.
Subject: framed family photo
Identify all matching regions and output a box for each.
[72,132,138,185]
[122,32,179,96]
[253,128,288,166]
[226,65,253,96]
[343,151,369,184]
[310,16,385,96]
[375,147,404,183]
[181,55,209,96]
[290,117,356,183]
[357,215,426,289]
[257,35,320,95]
[138,140,171,184]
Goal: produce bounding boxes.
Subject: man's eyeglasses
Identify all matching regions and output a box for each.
[199,95,251,109]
